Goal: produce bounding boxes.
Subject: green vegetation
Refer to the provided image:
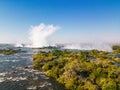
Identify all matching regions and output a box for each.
[31,46,61,50]
[0,48,26,55]
[112,45,120,54]
[33,49,120,90]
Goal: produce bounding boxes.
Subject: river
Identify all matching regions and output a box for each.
[0,44,65,90]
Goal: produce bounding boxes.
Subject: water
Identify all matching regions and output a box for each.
[0,44,65,90]
[116,54,120,58]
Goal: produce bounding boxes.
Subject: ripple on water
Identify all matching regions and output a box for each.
[0,77,5,83]
[0,60,19,63]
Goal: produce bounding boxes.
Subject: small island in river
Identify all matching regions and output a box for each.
[33,45,120,90]
[0,48,26,55]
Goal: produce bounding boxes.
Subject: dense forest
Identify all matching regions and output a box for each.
[33,46,120,90]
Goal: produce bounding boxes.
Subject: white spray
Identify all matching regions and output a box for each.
[29,23,59,48]
[63,42,113,52]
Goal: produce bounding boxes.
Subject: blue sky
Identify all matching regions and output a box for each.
[0,0,120,44]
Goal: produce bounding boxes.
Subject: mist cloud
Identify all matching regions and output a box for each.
[29,23,59,48]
